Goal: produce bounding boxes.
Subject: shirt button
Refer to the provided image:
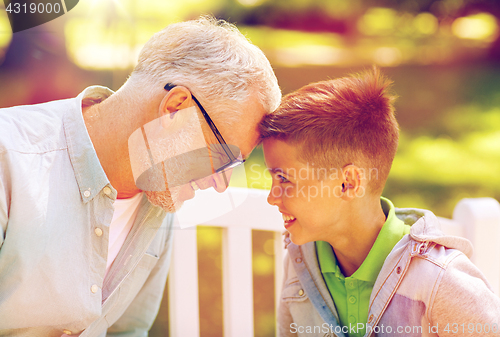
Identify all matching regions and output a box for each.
[349,296,357,304]
[83,190,91,198]
[94,228,103,237]
[348,280,355,288]
[63,330,72,335]
[298,289,304,296]
[295,257,302,263]
[103,187,111,195]
[91,284,99,293]
[349,315,356,324]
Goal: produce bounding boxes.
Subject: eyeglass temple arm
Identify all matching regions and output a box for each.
[164,83,238,162]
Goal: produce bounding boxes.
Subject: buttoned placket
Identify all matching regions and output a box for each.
[89,186,115,300]
[59,185,115,336]
[345,277,359,332]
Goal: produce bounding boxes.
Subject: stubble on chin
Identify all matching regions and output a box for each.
[145,188,183,213]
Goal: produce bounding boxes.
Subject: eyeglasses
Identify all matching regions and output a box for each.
[164,83,245,174]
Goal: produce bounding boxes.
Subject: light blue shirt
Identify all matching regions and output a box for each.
[0,87,173,337]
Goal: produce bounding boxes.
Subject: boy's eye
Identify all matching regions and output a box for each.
[277,174,290,183]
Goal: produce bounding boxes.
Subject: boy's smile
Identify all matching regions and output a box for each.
[282,213,296,229]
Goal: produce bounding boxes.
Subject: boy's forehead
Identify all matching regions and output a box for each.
[262,138,292,155]
[263,138,302,168]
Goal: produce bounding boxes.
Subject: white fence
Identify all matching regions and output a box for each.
[167,188,500,337]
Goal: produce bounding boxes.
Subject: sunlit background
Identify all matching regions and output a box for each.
[1,0,500,336]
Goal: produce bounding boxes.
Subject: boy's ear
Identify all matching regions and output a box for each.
[341,164,366,200]
[159,86,193,115]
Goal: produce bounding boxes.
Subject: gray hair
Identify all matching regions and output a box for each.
[129,15,281,123]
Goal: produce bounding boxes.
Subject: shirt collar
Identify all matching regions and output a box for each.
[63,86,115,203]
[316,241,344,280]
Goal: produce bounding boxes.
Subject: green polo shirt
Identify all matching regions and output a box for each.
[316,197,410,337]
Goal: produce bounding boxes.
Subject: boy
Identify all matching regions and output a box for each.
[259,68,500,336]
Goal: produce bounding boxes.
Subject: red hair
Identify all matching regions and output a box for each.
[259,67,399,193]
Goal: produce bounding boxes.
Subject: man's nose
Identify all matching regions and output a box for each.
[211,169,233,193]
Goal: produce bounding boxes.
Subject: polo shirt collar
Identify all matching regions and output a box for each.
[316,241,344,280]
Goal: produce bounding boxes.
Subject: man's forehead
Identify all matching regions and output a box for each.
[219,101,266,159]
[238,128,260,160]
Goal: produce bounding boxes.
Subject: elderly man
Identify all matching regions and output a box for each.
[0,16,281,336]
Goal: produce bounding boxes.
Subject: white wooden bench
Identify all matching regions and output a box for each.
[167,188,500,337]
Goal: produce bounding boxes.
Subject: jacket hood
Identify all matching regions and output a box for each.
[395,207,473,258]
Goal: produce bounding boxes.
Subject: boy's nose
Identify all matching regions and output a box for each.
[267,184,282,206]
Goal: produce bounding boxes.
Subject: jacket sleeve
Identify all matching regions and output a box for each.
[105,223,174,337]
[430,252,500,336]
[278,252,298,337]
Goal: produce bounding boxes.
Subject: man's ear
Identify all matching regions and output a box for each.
[341,164,366,200]
[159,86,193,116]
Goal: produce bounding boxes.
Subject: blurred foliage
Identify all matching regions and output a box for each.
[223,0,500,20]
[387,118,500,217]
[0,9,11,49]
[45,0,500,70]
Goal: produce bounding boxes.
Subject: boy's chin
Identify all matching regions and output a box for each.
[288,233,310,246]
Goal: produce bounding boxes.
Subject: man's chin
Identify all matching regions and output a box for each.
[145,190,184,213]
[144,184,196,213]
